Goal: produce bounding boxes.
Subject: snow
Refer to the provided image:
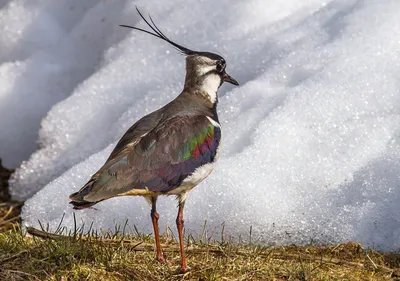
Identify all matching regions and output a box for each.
[2,0,400,250]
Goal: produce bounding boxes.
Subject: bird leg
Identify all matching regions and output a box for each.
[151,196,166,263]
[176,200,188,273]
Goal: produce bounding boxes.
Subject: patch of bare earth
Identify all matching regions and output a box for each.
[0,159,21,232]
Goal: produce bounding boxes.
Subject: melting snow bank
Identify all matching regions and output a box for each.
[6,0,400,250]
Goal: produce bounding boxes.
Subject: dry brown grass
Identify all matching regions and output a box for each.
[1,207,400,281]
[1,165,400,280]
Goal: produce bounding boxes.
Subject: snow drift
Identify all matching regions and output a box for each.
[1,0,400,250]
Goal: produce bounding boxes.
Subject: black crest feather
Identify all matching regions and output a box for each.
[120,7,196,56]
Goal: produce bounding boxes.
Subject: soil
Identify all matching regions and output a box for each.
[0,159,13,202]
[0,159,22,232]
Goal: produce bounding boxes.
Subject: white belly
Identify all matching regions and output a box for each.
[166,162,216,196]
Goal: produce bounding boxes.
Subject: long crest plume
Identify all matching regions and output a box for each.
[120,7,196,56]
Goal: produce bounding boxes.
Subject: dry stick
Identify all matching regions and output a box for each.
[0,250,28,264]
[5,270,41,281]
[27,227,70,240]
[366,253,378,269]
[26,227,224,254]
[1,206,14,220]
[0,216,20,226]
[26,227,400,276]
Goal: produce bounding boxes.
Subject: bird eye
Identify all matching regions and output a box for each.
[216,60,225,73]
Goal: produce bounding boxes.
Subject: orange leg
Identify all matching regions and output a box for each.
[151,197,166,263]
[176,200,188,273]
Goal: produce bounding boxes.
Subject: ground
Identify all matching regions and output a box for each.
[1,161,400,281]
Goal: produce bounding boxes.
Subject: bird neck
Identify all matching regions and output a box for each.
[179,88,218,109]
[183,73,221,105]
[174,87,219,123]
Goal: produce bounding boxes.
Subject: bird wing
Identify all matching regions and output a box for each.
[79,114,221,202]
[106,107,164,161]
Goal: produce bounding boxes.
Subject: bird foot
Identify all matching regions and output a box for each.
[156,254,166,264]
[177,265,190,274]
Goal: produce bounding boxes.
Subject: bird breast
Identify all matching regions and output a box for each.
[166,162,217,196]
[166,116,221,197]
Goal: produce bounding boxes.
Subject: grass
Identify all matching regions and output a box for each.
[1,165,400,281]
[1,202,400,281]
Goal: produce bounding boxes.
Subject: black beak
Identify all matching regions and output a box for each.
[223,71,239,86]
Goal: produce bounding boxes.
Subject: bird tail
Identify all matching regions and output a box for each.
[69,179,102,210]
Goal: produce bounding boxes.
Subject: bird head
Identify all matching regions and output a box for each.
[120,8,239,99]
[184,52,238,94]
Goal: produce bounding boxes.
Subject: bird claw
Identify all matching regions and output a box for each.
[156,254,167,264]
[178,266,190,274]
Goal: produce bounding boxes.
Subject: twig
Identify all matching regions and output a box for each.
[26,227,225,254]
[27,227,66,240]
[5,270,40,281]
[0,250,28,264]
[366,253,378,269]
[1,206,14,220]
[0,216,20,226]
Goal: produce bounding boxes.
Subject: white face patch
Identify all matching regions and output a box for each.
[197,64,216,76]
[200,73,221,103]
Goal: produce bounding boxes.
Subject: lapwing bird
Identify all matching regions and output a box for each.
[69,7,239,273]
